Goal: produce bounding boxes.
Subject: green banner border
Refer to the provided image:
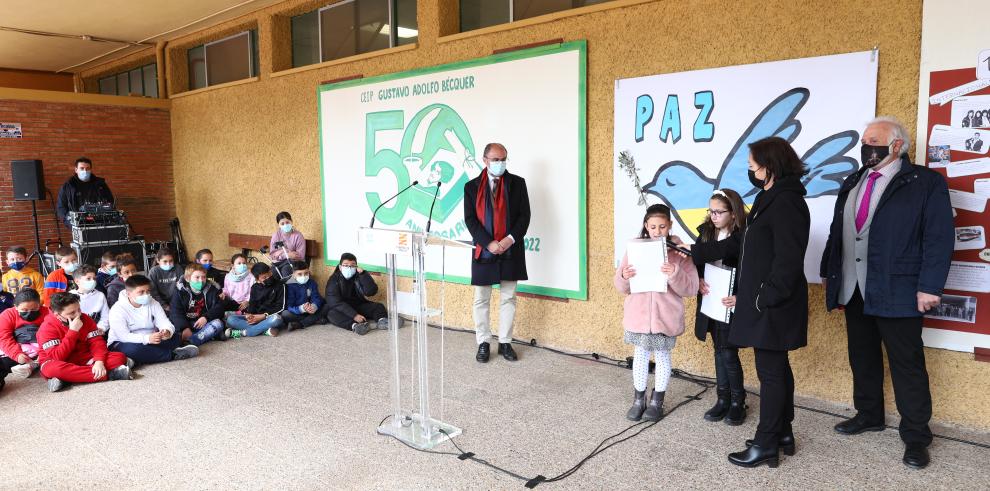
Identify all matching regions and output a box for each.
[317,40,587,300]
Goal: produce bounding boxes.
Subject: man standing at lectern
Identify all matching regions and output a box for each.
[56,157,115,228]
[463,143,531,363]
[821,117,953,469]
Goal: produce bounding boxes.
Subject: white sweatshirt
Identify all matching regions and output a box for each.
[70,288,110,332]
[108,296,175,345]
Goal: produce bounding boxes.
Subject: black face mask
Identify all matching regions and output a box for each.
[748,169,767,189]
[262,277,276,287]
[860,143,890,168]
[18,310,40,322]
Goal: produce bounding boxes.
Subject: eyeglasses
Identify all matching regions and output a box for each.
[708,209,730,217]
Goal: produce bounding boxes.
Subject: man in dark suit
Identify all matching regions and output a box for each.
[821,117,954,470]
[463,143,531,363]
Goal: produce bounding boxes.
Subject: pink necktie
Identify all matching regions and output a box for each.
[855,171,882,232]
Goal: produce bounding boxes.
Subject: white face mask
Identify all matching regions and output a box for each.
[340,266,357,279]
[63,262,79,274]
[77,169,92,181]
[281,223,293,234]
[134,294,151,306]
[488,160,507,177]
[79,279,98,292]
[295,275,310,285]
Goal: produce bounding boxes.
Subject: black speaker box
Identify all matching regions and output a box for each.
[11,160,45,201]
[71,240,148,272]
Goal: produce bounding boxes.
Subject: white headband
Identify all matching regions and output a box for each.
[711,189,728,199]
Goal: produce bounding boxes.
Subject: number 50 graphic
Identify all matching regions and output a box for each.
[365,104,480,226]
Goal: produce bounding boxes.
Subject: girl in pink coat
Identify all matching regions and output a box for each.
[614,204,698,421]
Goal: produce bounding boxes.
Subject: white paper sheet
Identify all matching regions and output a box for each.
[955,226,986,251]
[700,263,734,323]
[947,157,990,177]
[626,239,667,293]
[949,189,988,212]
[929,125,990,154]
[975,178,990,197]
[929,79,990,106]
[950,95,990,129]
[945,261,990,293]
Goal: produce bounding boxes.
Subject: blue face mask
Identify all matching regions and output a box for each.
[160,264,174,272]
[488,160,507,177]
[8,261,25,271]
[280,223,293,234]
[134,294,151,306]
[106,267,118,276]
[201,262,212,270]
[234,263,248,274]
[340,266,357,279]
[77,170,92,182]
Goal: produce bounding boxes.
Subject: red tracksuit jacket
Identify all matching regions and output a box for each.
[0,306,50,360]
[36,312,108,366]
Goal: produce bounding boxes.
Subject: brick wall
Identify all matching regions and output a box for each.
[0,99,174,257]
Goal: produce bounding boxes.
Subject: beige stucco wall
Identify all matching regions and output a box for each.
[83,0,990,430]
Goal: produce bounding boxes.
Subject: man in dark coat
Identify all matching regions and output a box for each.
[821,117,953,470]
[463,143,530,363]
[56,157,115,227]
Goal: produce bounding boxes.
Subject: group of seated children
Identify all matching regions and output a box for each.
[0,241,394,394]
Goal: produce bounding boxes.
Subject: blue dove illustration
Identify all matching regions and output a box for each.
[642,88,859,238]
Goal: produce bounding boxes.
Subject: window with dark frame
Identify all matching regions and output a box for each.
[460,0,612,32]
[187,29,260,91]
[290,0,417,69]
[96,62,158,97]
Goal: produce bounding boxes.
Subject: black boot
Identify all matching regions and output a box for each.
[728,443,779,468]
[725,390,747,426]
[746,433,795,456]
[626,389,647,421]
[704,388,731,422]
[642,390,665,422]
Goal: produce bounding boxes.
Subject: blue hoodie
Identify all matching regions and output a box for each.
[285,278,324,315]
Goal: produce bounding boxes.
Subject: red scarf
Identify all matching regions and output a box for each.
[474,168,508,259]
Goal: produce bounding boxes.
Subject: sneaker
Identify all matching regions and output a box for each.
[125,358,135,370]
[266,327,280,337]
[10,363,34,379]
[47,377,64,393]
[226,328,243,339]
[377,317,405,330]
[286,322,302,332]
[352,322,371,335]
[171,345,200,360]
[108,365,132,381]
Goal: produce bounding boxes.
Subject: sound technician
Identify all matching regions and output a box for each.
[55,157,115,228]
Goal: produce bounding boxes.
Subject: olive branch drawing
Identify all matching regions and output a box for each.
[617,150,647,206]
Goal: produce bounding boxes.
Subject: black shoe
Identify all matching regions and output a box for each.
[728,443,779,468]
[643,390,665,422]
[626,389,647,421]
[903,444,930,469]
[498,343,518,361]
[286,322,302,333]
[745,434,796,456]
[725,391,747,426]
[834,415,885,435]
[704,389,731,422]
[476,342,490,363]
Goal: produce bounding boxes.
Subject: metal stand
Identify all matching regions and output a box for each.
[25,200,50,276]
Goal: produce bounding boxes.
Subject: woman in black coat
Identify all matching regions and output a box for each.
[726,137,810,469]
[678,188,748,425]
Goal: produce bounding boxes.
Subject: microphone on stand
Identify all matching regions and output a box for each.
[369,180,419,228]
[425,181,442,233]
